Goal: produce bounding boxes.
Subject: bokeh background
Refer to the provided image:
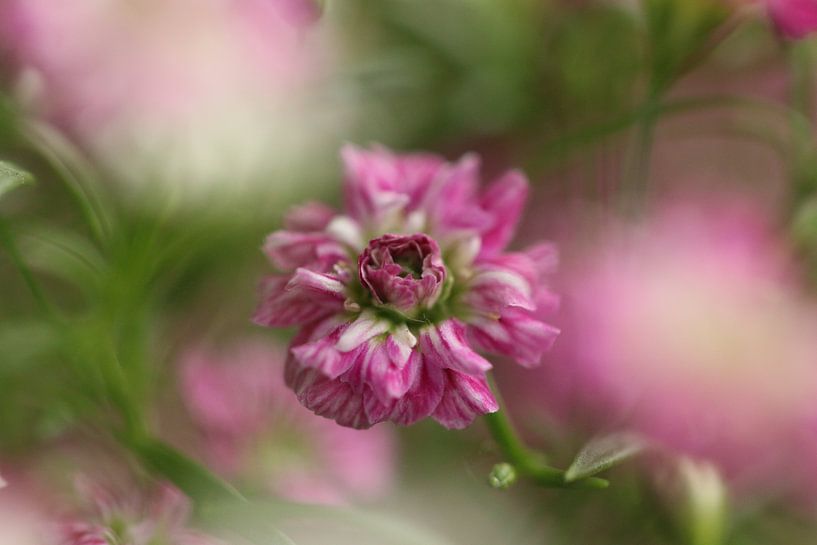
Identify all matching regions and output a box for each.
[2,1,817,544]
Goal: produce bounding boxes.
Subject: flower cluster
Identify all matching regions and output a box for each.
[254,145,559,429]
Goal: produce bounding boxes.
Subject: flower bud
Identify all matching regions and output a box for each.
[358,234,446,313]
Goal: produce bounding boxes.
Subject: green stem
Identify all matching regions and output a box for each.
[22,122,113,246]
[483,382,608,490]
[0,216,59,321]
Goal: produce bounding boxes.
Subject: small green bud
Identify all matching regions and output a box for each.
[488,463,517,490]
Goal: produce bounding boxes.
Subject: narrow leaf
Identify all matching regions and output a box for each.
[128,438,244,503]
[564,432,646,482]
[0,160,34,199]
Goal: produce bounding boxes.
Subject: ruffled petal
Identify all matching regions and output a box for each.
[345,340,420,404]
[252,271,345,327]
[467,308,559,368]
[365,355,445,426]
[419,320,492,375]
[283,202,337,232]
[285,364,381,429]
[263,230,346,272]
[432,370,498,429]
[478,170,529,257]
[336,310,391,352]
[463,265,535,314]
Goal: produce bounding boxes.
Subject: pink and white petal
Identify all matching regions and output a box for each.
[336,310,391,352]
[283,202,337,232]
[287,364,381,429]
[292,338,355,379]
[467,308,559,368]
[263,230,345,271]
[341,145,409,222]
[463,266,535,314]
[346,342,421,404]
[253,273,344,327]
[366,356,445,426]
[525,242,559,277]
[419,320,492,376]
[479,170,529,257]
[287,267,346,299]
[427,156,496,236]
[432,370,498,429]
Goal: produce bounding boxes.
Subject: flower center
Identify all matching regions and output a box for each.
[358,233,447,313]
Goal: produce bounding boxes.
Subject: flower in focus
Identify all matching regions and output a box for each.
[766,0,817,39]
[566,202,817,480]
[59,479,223,545]
[180,341,395,504]
[253,145,559,429]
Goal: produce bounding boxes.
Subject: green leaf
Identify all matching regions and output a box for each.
[564,432,647,483]
[126,438,244,503]
[0,160,34,199]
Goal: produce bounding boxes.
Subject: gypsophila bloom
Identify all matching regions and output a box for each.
[180,341,395,504]
[59,479,224,545]
[254,145,559,429]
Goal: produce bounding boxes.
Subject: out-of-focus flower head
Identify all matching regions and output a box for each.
[0,0,336,196]
[59,479,223,545]
[180,341,395,504]
[0,484,48,545]
[765,0,817,39]
[253,145,559,429]
[566,200,817,482]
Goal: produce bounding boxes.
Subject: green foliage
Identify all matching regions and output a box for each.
[565,433,647,483]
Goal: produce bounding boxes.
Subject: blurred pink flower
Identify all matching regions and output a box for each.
[254,145,559,429]
[766,0,817,39]
[180,341,395,504]
[0,0,331,191]
[564,201,817,480]
[59,479,222,545]
[0,486,48,545]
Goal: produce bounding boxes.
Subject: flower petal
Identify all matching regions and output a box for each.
[463,266,535,314]
[283,202,337,232]
[252,271,344,327]
[263,230,346,272]
[419,320,492,375]
[432,370,498,429]
[346,340,420,404]
[335,310,391,352]
[479,170,529,257]
[285,364,381,429]
[467,308,559,368]
[365,355,445,426]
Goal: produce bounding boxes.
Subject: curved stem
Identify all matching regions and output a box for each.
[484,381,608,490]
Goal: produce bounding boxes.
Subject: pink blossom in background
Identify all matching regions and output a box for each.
[0,0,335,192]
[180,341,395,504]
[0,487,48,545]
[59,479,224,545]
[253,145,559,429]
[561,201,817,483]
[766,0,817,39]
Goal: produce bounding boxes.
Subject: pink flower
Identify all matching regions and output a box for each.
[254,145,559,429]
[358,234,447,313]
[0,0,330,192]
[564,202,817,482]
[59,480,222,545]
[766,0,817,39]
[180,341,395,504]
